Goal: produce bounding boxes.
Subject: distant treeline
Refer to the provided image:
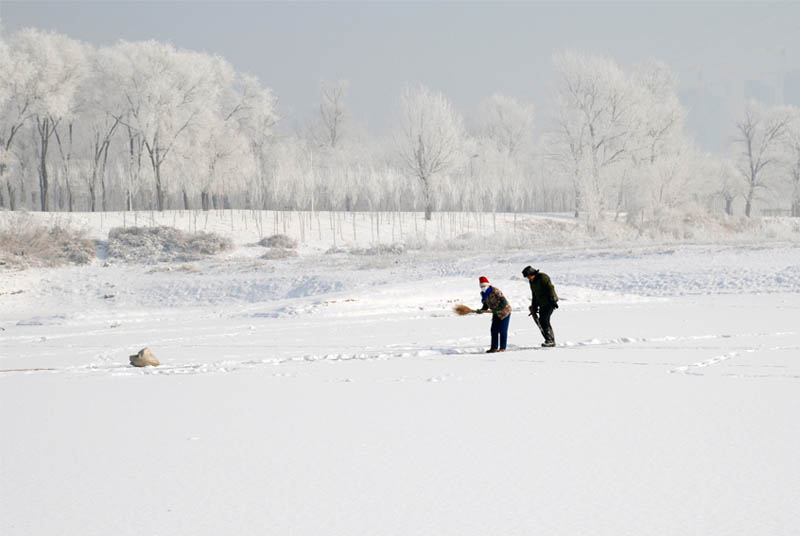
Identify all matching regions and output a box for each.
[1,29,799,221]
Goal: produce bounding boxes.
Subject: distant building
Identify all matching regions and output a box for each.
[785,70,800,107]
[678,88,727,153]
[743,79,775,105]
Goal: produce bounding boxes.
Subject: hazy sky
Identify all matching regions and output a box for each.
[2,1,799,150]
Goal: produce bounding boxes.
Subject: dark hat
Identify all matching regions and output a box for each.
[521,266,538,277]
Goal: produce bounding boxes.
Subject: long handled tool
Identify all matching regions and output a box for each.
[528,308,548,339]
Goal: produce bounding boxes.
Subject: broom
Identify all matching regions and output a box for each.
[453,304,477,315]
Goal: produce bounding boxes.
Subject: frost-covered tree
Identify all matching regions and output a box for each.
[179,58,258,210]
[182,115,255,210]
[468,95,537,217]
[104,40,220,210]
[0,37,9,110]
[306,80,378,214]
[712,156,742,216]
[549,52,700,223]
[312,79,349,150]
[52,120,78,211]
[644,142,701,214]
[0,29,286,212]
[10,29,87,211]
[263,135,309,212]
[631,60,686,165]
[551,50,640,219]
[0,36,32,209]
[395,85,465,220]
[80,47,129,211]
[474,93,534,158]
[733,101,791,217]
[232,74,279,210]
[625,60,690,219]
[784,108,800,217]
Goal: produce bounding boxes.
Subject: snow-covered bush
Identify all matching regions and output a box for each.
[435,232,485,251]
[353,243,405,255]
[260,248,298,260]
[625,208,800,244]
[323,243,405,255]
[107,226,233,263]
[258,234,298,249]
[0,219,95,269]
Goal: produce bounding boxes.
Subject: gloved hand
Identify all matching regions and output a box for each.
[475,309,484,314]
[551,300,559,309]
[529,305,538,315]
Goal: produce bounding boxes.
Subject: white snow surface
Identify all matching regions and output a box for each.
[2,211,800,535]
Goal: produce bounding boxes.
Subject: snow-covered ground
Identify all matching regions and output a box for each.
[2,211,800,535]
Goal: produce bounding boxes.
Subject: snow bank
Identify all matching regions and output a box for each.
[2,210,797,267]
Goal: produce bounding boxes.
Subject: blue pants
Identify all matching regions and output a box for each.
[491,314,510,350]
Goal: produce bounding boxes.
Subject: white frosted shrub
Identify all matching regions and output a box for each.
[107,226,232,263]
[258,234,298,249]
[0,216,95,269]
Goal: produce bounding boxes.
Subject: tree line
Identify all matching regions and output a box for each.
[1,28,799,222]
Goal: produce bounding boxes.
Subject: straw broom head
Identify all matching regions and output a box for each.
[453,304,475,316]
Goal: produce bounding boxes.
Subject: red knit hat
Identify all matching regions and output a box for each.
[479,276,489,285]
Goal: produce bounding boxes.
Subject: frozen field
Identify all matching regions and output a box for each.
[2,212,800,535]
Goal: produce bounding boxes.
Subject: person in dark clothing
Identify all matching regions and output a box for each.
[521,266,558,347]
[475,276,512,353]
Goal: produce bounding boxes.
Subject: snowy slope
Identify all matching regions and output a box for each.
[2,212,800,535]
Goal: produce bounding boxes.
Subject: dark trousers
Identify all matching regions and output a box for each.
[539,305,555,343]
[491,314,510,350]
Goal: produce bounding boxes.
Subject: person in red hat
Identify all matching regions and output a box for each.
[475,276,512,353]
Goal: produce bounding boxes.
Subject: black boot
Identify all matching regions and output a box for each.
[542,326,556,347]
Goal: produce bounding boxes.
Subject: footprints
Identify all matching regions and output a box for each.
[6,344,506,379]
[668,333,797,376]
[670,351,742,375]
[4,330,797,381]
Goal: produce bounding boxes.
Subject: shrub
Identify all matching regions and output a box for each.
[322,243,405,256]
[258,234,298,249]
[260,248,298,260]
[365,243,405,255]
[347,243,406,255]
[107,226,233,263]
[0,218,95,269]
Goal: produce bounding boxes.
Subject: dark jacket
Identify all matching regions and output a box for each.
[529,272,558,309]
[480,286,512,320]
